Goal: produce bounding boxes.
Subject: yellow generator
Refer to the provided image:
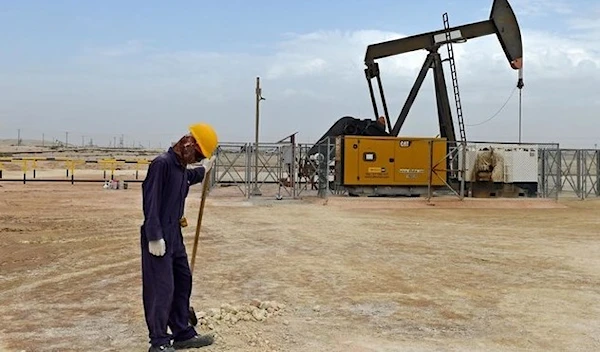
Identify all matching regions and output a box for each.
[335,135,448,196]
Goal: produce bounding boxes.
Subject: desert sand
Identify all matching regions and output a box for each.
[1,177,600,352]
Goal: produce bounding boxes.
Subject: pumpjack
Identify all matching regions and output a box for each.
[305,0,524,197]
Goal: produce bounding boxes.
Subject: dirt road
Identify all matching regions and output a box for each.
[1,182,600,352]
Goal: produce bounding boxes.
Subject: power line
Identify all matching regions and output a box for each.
[465,85,518,127]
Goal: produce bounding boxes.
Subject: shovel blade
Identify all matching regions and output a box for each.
[188,307,198,326]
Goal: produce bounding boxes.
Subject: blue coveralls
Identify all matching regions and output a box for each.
[140,147,206,347]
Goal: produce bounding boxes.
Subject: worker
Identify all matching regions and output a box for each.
[140,123,218,352]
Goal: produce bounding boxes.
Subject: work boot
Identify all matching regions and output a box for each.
[148,344,175,352]
[173,334,214,349]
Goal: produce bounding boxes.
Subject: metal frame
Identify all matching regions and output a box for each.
[426,141,467,201]
[557,149,600,199]
[582,150,600,198]
[294,137,340,198]
[209,140,299,198]
[538,145,561,200]
[247,142,296,199]
[211,142,251,196]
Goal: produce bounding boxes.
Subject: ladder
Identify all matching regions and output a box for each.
[443,13,466,145]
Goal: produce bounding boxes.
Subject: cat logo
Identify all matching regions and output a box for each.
[399,140,411,148]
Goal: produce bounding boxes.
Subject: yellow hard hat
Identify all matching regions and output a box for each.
[189,123,218,159]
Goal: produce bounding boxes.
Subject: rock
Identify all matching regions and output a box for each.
[221,303,237,314]
[252,309,266,321]
[313,305,321,312]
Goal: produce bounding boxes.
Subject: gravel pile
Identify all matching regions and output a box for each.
[196,299,286,332]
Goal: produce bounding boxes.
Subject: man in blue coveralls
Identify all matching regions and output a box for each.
[140,123,218,352]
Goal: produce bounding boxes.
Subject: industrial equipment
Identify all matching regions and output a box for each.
[306,0,524,197]
[335,135,448,196]
[459,143,539,197]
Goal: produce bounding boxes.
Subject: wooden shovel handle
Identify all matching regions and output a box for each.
[190,170,211,275]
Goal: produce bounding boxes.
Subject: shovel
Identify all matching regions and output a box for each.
[188,169,211,326]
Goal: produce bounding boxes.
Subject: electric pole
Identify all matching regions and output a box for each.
[17,129,20,146]
[251,76,266,196]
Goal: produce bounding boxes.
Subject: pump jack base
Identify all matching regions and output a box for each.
[346,186,441,197]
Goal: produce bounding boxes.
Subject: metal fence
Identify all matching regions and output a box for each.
[2,139,598,201]
[539,145,561,200]
[205,137,340,199]
[207,139,597,200]
[557,149,599,199]
[208,141,300,198]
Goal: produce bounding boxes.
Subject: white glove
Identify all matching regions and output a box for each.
[202,156,216,172]
[149,239,166,256]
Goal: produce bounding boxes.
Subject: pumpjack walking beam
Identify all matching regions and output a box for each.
[364,0,523,144]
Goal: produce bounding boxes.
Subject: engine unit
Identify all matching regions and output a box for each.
[335,135,448,196]
[458,143,539,197]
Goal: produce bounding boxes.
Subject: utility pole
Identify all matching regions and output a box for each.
[65,131,69,148]
[251,76,266,196]
[81,135,85,147]
[17,129,20,146]
[42,133,45,147]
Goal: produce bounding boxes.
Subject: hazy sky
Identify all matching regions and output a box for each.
[1,0,599,148]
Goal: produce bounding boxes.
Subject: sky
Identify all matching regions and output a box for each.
[1,0,599,148]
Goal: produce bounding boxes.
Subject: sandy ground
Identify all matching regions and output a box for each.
[1,181,600,352]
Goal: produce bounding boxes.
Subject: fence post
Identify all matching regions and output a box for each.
[460,142,466,200]
[597,150,600,197]
[540,148,546,198]
[578,150,584,200]
[291,136,297,199]
[22,160,27,184]
[245,144,251,199]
